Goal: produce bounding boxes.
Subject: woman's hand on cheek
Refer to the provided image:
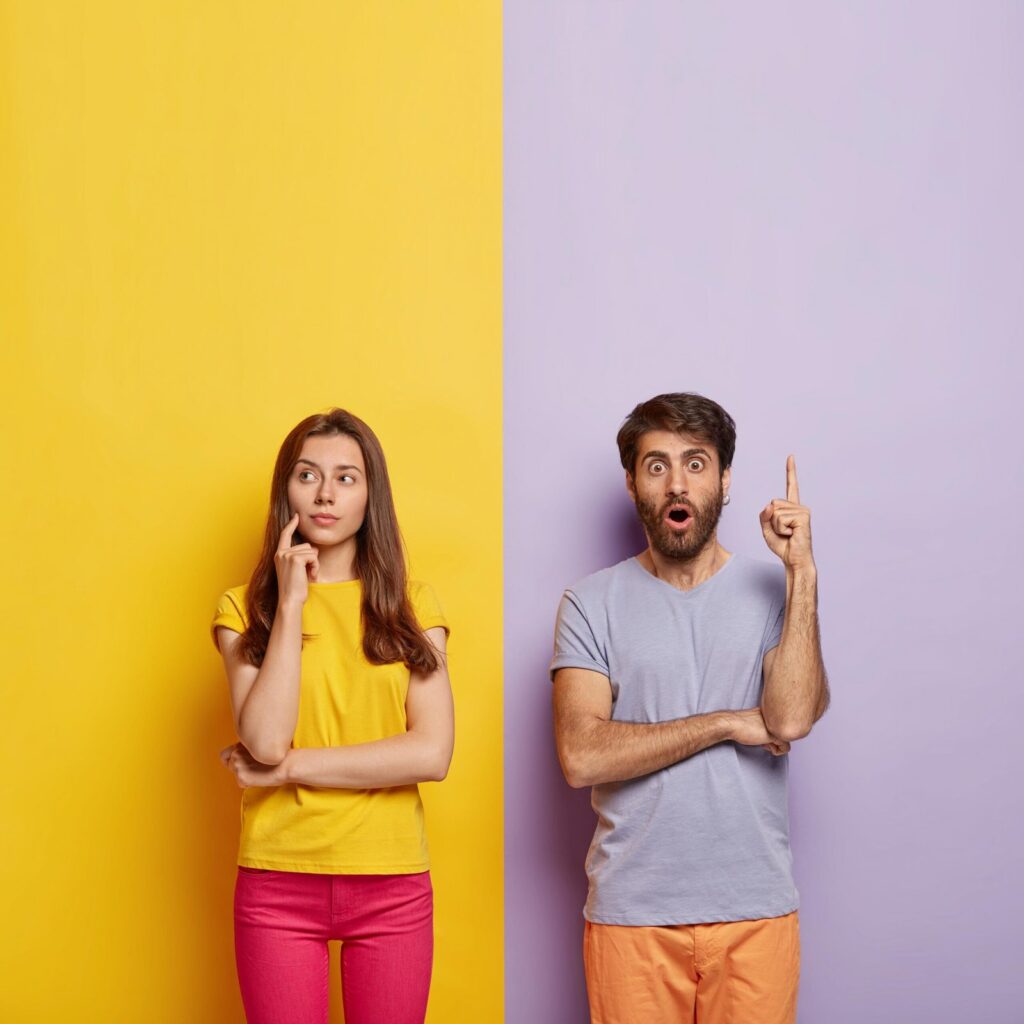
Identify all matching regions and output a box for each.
[219,742,290,788]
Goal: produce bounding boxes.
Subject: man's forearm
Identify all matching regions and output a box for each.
[761,567,829,741]
[560,711,736,789]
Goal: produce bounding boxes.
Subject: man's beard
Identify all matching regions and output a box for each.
[635,486,724,562]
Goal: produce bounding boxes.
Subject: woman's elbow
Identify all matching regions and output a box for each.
[239,731,290,767]
[421,739,453,783]
[253,745,290,766]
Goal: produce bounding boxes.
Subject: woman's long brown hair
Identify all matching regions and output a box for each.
[238,409,441,674]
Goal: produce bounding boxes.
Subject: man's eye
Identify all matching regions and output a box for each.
[689,460,704,471]
[650,462,665,473]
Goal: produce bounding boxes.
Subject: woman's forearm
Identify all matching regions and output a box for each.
[284,732,452,789]
[237,601,304,764]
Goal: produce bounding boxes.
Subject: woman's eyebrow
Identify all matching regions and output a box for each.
[296,459,362,472]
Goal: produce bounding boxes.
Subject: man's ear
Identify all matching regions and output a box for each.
[722,466,732,496]
[625,471,637,501]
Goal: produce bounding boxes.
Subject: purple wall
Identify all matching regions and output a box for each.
[504,4,1024,1022]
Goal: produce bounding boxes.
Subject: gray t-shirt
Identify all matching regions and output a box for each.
[551,553,798,926]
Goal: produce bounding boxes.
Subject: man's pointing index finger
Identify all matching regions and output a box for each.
[786,454,800,504]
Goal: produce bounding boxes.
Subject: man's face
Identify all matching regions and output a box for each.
[627,430,731,561]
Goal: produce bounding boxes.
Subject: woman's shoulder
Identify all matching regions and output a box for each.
[211,583,250,646]
[217,582,249,608]
[407,578,440,605]
[408,579,448,632]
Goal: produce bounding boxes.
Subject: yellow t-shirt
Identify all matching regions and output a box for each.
[211,578,448,874]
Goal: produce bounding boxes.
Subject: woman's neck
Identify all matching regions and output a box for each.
[312,537,359,582]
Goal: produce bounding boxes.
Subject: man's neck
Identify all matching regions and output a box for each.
[637,539,732,592]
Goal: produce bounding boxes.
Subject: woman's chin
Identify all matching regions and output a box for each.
[307,527,357,547]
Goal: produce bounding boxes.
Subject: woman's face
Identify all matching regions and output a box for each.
[286,433,369,548]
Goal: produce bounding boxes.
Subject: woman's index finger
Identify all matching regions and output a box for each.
[277,512,299,551]
[786,454,800,503]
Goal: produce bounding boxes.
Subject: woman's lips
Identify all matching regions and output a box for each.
[311,515,338,526]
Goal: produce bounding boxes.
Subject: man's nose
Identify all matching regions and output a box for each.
[666,465,688,496]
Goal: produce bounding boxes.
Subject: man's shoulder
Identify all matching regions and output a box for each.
[563,557,637,604]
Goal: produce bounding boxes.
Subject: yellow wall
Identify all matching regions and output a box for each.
[0,4,501,1021]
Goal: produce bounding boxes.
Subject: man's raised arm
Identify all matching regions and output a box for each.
[758,455,830,742]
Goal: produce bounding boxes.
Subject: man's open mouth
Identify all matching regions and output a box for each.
[666,507,691,524]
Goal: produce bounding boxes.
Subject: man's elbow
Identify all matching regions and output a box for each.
[771,720,813,743]
[558,746,595,789]
[783,692,831,742]
[565,772,592,790]
[761,706,813,744]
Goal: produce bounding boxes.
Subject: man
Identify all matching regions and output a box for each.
[552,392,829,1024]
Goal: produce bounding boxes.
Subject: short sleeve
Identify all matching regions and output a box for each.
[410,580,449,636]
[211,587,248,651]
[550,590,609,681]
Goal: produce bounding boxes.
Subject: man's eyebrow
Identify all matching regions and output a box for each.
[640,447,712,462]
[296,459,362,472]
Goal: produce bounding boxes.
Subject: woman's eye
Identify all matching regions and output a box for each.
[298,471,316,482]
[339,475,355,484]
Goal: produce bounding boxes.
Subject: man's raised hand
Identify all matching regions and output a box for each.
[759,455,814,571]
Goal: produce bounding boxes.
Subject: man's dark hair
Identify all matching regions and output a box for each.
[616,393,737,477]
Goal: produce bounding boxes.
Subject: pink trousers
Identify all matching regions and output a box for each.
[233,867,433,1024]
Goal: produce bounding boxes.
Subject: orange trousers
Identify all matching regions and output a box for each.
[583,911,800,1024]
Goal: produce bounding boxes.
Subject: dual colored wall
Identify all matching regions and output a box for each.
[3,3,1023,1023]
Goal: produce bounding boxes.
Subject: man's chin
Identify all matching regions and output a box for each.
[652,532,703,561]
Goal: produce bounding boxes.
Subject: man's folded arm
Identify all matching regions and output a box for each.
[553,666,760,788]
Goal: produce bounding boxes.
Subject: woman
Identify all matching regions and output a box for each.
[212,408,453,1024]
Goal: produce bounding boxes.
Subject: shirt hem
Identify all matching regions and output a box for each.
[549,656,609,682]
[238,857,430,875]
[583,899,800,927]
